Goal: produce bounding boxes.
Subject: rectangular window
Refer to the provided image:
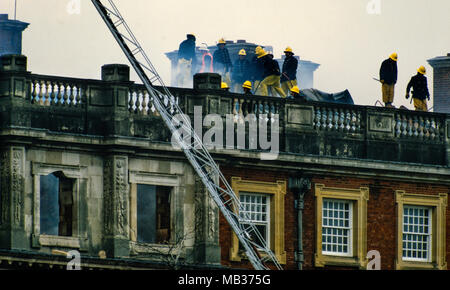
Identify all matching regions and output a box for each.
[402,206,431,262]
[137,184,171,244]
[322,199,353,256]
[239,193,270,249]
[40,172,75,237]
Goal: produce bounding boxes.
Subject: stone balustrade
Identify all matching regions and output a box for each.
[1,55,449,166]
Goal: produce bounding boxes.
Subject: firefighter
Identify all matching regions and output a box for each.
[289,86,300,99]
[281,47,298,96]
[379,52,398,107]
[177,34,197,88]
[255,49,286,98]
[231,49,250,93]
[406,66,430,112]
[250,46,265,93]
[221,82,230,92]
[242,81,253,95]
[213,38,233,86]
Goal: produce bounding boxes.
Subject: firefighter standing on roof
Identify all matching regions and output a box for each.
[213,38,233,86]
[379,53,398,107]
[250,46,265,93]
[406,66,430,112]
[177,34,197,88]
[281,47,299,96]
[231,49,250,93]
[256,49,286,98]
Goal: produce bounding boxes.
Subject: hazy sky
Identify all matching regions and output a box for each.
[1,0,449,109]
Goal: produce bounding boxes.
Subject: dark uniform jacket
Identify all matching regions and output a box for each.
[250,55,264,82]
[178,36,196,67]
[281,56,298,83]
[232,59,250,84]
[379,58,398,85]
[213,48,233,73]
[407,73,430,100]
[261,55,281,79]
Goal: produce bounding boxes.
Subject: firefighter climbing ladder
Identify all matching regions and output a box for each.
[91,0,282,270]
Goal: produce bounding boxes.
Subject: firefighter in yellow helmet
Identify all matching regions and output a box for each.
[255,49,286,98]
[379,53,398,107]
[242,81,253,95]
[281,47,299,96]
[213,38,232,86]
[406,66,430,112]
[289,86,300,98]
[231,49,250,93]
[250,46,265,92]
[221,82,230,92]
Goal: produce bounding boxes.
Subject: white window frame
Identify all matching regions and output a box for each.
[402,205,432,263]
[321,198,353,257]
[239,192,271,249]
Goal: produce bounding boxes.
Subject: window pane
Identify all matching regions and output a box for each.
[40,174,60,236]
[402,206,431,262]
[322,199,352,256]
[137,184,156,243]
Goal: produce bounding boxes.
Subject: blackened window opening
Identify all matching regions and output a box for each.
[137,185,172,244]
[40,172,74,237]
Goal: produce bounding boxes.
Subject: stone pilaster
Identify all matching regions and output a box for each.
[0,54,31,128]
[103,155,130,257]
[0,146,27,249]
[192,174,221,265]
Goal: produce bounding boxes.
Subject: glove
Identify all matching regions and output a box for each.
[380,80,385,84]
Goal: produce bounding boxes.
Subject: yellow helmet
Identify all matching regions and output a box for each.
[242,81,252,90]
[290,86,300,94]
[417,66,426,75]
[284,46,294,54]
[218,38,226,44]
[390,53,398,61]
[257,49,268,58]
[221,82,229,89]
[239,49,247,56]
[255,46,262,53]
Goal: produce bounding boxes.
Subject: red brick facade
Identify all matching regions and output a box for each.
[218,168,450,270]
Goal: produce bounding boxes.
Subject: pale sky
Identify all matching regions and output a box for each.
[1,0,449,109]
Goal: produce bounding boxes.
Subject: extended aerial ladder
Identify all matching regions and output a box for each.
[91,0,282,270]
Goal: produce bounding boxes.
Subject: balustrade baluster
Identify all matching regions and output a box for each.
[68,84,75,106]
[314,107,321,129]
[38,81,45,106]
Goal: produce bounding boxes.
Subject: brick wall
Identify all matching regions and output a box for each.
[218,167,297,270]
[217,169,449,270]
[303,176,450,270]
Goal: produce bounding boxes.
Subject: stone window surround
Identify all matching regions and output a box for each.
[128,171,183,256]
[31,162,88,249]
[229,177,287,265]
[314,184,369,269]
[395,191,447,270]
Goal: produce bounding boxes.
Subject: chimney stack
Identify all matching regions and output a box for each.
[0,14,29,57]
[428,53,450,114]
